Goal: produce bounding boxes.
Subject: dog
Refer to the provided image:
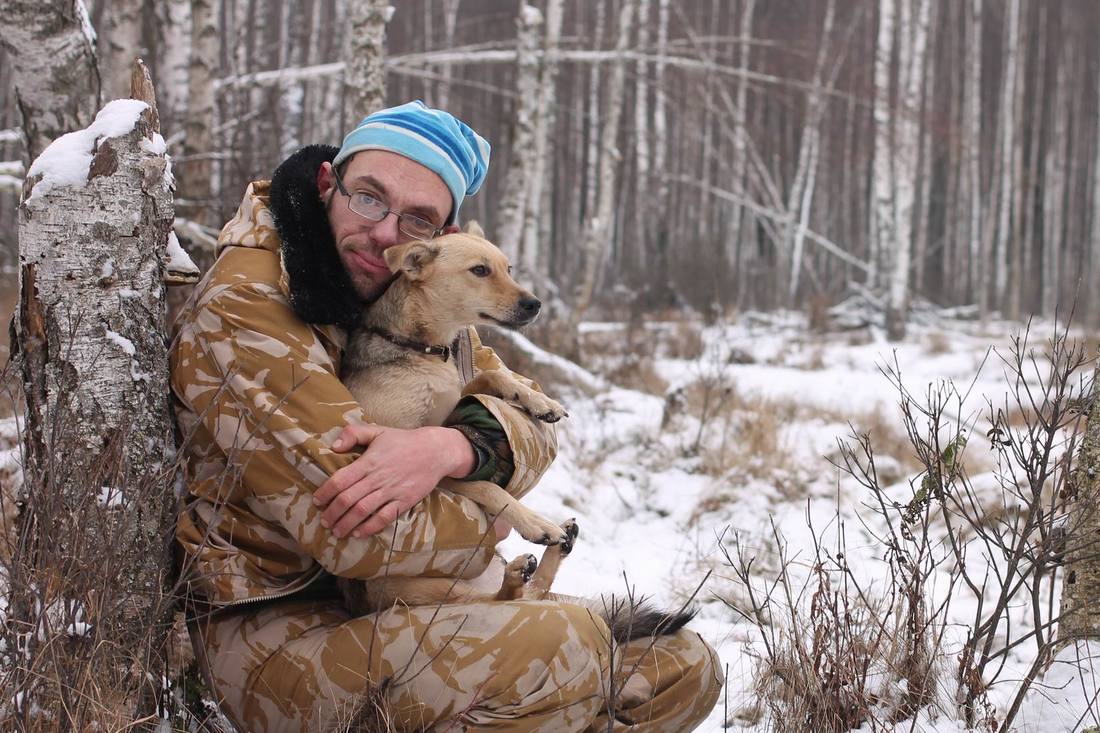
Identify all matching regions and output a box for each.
[337,223,694,641]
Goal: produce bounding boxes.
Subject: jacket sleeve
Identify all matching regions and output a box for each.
[451,327,558,502]
[173,279,495,580]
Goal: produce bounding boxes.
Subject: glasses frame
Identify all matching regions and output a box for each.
[330,167,444,242]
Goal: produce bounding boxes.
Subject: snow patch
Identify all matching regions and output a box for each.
[25,99,149,202]
[166,231,198,273]
[76,0,96,44]
[521,5,544,25]
[383,5,396,22]
[105,329,136,356]
[96,486,125,509]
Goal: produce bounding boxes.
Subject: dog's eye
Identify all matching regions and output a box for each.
[469,264,491,277]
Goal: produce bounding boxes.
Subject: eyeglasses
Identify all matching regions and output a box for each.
[331,167,444,242]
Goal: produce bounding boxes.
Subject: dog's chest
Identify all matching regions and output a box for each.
[343,341,463,429]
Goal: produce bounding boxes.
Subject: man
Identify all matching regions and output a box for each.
[173,100,721,732]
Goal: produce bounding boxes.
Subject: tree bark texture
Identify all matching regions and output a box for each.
[180,0,216,224]
[1059,356,1100,646]
[10,66,178,722]
[343,0,389,124]
[0,0,102,164]
[495,3,542,265]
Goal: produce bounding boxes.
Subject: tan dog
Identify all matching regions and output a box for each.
[338,223,576,614]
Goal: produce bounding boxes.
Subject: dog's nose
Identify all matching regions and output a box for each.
[518,296,541,318]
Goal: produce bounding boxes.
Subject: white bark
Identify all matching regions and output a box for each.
[567,0,636,344]
[966,0,983,308]
[1042,49,1067,316]
[344,0,390,123]
[727,0,756,267]
[100,0,144,99]
[181,0,216,224]
[1090,37,1100,324]
[157,0,192,129]
[870,0,896,294]
[993,0,1020,312]
[0,0,102,163]
[633,0,651,269]
[583,2,606,219]
[435,0,461,110]
[495,3,542,263]
[521,0,564,280]
[13,62,178,718]
[786,0,835,301]
[887,0,930,340]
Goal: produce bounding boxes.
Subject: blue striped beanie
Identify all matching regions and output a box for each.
[333,101,491,224]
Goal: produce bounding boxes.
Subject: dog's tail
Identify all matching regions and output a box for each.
[601,598,698,643]
[550,593,697,643]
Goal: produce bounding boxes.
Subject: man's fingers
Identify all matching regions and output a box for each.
[331,491,392,538]
[353,501,404,539]
[314,459,374,509]
[331,422,386,452]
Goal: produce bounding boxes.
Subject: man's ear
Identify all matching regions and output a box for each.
[462,220,486,239]
[317,161,335,198]
[383,242,441,280]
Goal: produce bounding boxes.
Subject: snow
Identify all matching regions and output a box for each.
[24,99,149,202]
[383,5,396,23]
[75,0,96,45]
[165,231,198,273]
[521,5,544,25]
[498,312,1097,732]
[104,329,136,357]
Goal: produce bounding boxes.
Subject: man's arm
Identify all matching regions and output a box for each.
[173,279,495,579]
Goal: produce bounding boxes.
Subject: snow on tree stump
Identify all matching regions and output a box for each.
[8,61,197,723]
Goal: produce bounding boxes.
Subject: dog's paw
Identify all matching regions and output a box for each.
[559,519,579,556]
[505,553,538,583]
[518,393,568,423]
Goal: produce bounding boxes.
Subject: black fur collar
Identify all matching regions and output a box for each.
[268,144,361,327]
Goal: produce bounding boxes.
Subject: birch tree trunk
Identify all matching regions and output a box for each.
[180,0,216,225]
[632,0,651,272]
[993,0,1020,314]
[565,0,635,350]
[1088,39,1100,326]
[0,0,102,163]
[157,0,192,130]
[785,0,835,302]
[886,0,930,341]
[1058,356,1100,647]
[344,0,390,123]
[8,61,190,726]
[435,0,461,110]
[966,0,984,310]
[100,0,144,99]
[520,0,563,285]
[495,3,542,264]
[870,0,896,296]
[1042,48,1068,317]
[727,0,756,270]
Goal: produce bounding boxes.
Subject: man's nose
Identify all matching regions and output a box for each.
[370,211,402,247]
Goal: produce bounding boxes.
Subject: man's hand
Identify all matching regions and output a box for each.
[314,422,476,539]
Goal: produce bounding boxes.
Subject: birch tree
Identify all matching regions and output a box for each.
[99,0,144,99]
[886,0,930,340]
[0,0,101,163]
[870,0,896,295]
[180,0,216,225]
[344,0,392,123]
[992,0,1020,315]
[566,0,636,349]
[8,61,196,726]
[495,3,542,264]
[520,0,564,283]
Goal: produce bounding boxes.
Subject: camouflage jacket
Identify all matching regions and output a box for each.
[172,146,557,607]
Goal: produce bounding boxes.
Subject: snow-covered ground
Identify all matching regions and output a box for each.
[500,312,1100,732]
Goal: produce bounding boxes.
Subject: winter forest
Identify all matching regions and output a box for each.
[1,0,1100,731]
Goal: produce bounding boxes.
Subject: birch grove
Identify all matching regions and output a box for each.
[2,0,1100,322]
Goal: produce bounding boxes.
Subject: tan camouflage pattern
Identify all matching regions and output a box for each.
[175,181,721,731]
[192,596,722,732]
[172,182,557,606]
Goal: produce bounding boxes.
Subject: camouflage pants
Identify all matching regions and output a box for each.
[191,595,722,732]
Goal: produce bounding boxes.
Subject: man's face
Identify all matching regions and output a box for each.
[317,150,456,300]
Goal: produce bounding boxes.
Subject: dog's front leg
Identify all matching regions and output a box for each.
[439,478,570,545]
[463,370,568,423]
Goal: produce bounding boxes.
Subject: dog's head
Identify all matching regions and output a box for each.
[382,222,541,332]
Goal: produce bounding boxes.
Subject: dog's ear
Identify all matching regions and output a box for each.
[384,242,440,280]
[462,220,486,239]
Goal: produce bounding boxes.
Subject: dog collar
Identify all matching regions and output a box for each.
[366,327,451,362]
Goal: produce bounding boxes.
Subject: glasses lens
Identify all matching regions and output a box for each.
[400,215,437,241]
[350,193,387,221]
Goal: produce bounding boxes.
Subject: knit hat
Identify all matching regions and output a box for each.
[333,101,491,224]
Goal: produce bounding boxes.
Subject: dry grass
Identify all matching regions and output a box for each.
[606,354,668,396]
[924,330,951,355]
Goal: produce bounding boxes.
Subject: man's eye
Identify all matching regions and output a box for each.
[355,192,382,207]
[469,265,491,277]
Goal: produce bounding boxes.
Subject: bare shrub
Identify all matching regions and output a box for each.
[607,354,668,395]
[727,322,1095,731]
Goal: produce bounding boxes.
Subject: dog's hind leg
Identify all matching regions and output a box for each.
[439,478,570,545]
[523,520,578,600]
[496,553,538,600]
